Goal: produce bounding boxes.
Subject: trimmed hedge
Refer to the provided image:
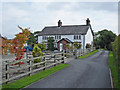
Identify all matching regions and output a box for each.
[112,34,120,87]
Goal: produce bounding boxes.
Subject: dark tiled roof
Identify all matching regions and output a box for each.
[38,25,90,35]
[57,38,73,43]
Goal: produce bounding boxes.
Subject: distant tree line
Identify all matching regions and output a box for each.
[94,29,116,50]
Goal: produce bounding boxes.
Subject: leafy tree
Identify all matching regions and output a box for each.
[32,44,44,63]
[47,37,55,51]
[3,26,30,66]
[86,43,91,48]
[73,42,82,49]
[26,33,36,46]
[34,31,41,43]
[94,29,116,50]
[38,43,46,51]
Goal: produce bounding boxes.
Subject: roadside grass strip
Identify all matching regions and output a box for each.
[2,64,69,89]
[78,50,98,59]
[109,51,119,88]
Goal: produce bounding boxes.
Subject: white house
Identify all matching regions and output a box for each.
[38,18,94,51]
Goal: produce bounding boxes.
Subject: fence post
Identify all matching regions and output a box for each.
[5,61,9,84]
[43,55,46,70]
[54,54,56,66]
[75,48,77,59]
[61,50,65,63]
[28,59,32,76]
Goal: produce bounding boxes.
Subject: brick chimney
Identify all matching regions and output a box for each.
[58,20,62,27]
[86,18,90,25]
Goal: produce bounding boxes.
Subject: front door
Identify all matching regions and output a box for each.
[60,43,63,52]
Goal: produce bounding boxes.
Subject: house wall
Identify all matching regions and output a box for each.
[38,35,84,49]
[85,28,93,48]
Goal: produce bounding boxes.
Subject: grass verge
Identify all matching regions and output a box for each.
[78,50,98,59]
[109,51,119,88]
[2,64,69,89]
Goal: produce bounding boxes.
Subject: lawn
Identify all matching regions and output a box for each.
[2,64,69,90]
[78,50,98,59]
[109,51,119,88]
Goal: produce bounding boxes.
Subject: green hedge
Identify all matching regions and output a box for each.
[112,34,120,87]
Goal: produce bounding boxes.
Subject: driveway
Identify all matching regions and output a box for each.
[24,50,111,88]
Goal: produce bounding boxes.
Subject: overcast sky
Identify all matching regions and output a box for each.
[2,2,118,39]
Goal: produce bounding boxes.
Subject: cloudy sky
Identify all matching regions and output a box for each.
[1,2,118,39]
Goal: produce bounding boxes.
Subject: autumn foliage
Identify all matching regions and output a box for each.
[3,26,30,65]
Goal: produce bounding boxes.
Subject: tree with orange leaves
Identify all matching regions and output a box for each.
[3,26,30,66]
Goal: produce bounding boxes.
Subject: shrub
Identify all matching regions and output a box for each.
[73,42,82,49]
[32,44,44,63]
[38,43,46,51]
[86,43,91,48]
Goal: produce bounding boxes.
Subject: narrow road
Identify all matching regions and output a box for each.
[24,50,111,88]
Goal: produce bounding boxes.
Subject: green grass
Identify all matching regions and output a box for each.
[78,50,98,59]
[2,64,69,90]
[109,51,119,88]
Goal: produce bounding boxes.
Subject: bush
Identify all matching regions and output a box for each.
[73,42,81,49]
[32,44,43,63]
[86,43,91,48]
[38,43,46,51]
[112,34,120,86]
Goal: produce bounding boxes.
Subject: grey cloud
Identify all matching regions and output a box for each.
[46,2,118,12]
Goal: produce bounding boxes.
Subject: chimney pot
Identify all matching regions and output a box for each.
[86,18,90,25]
[58,20,62,27]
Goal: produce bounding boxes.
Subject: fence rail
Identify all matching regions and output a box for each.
[1,47,95,84]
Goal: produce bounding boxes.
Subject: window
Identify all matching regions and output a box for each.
[42,36,44,40]
[76,35,78,39]
[79,35,81,39]
[74,35,81,40]
[55,36,56,40]
[59,35,61,39]
[74,35,75,39]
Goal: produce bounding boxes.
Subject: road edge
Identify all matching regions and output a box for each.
[109,68,113,88]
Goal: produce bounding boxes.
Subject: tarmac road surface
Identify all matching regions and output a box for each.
[24,50,111,88]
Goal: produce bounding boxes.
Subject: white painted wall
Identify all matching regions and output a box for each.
[85,28,93,47]
[38,35,83,43]
[38,35,85,49]
[38,36,42,43]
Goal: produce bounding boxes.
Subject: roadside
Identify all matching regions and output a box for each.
[78,50,98,59]
[2,64,69,89]
[109,51,119,88]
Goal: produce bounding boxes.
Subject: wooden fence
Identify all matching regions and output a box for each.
[75,47,96,59]
[1,52,64,84]
[1,47,96,84]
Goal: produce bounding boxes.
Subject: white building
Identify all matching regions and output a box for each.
[38,18,94,51]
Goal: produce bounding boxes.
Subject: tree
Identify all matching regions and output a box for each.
[94,29,116,50]
[73,42,82,49]
[86,43,91,48]
[47,37,55,51]
[32,44,44,63]
[26,33,36,46]
[38,43,46,51]
[3,26,31,66]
